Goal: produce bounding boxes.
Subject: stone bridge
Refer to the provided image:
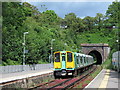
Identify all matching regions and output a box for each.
[81,43,110,64]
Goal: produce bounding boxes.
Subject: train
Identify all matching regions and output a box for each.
[53,51,96,78]
[112,51,120,72]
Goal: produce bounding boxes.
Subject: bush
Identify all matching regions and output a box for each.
[3,59,20,65]
[101,58,113,69]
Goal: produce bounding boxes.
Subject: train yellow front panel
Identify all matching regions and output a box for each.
[54,62,61,68]
[66,62,74,68]
[66,52,74,68]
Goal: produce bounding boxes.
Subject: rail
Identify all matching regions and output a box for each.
[30,65,97,89]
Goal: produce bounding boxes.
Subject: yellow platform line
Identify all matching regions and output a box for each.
[99,69,110,89]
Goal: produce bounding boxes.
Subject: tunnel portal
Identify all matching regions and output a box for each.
[81,44,110,64]
[88,50,102,64]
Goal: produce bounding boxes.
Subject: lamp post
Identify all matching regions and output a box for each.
[51,39,55,66]
[116,39,119,72]
[23,32,29,71]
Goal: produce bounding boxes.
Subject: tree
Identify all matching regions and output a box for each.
[2,2,33,65]
[106,1,120,26]
[105,1,120,52]
[83,16,95,31]
[37,10,58,26]
[94,13,105,30]
[64,13,85,33]
[64,13,77,29]
[23,2,40,16]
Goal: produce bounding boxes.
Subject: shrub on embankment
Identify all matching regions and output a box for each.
[101,58,113,69]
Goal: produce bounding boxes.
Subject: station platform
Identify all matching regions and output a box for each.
[0,68,53,84]
[85,69,120,89]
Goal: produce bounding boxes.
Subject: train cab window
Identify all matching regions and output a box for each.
[67,52,72,62]
[54,53,60,62]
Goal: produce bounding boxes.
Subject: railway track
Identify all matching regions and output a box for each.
[31,65,97,89]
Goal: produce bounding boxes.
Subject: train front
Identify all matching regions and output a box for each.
[53,51,75,77]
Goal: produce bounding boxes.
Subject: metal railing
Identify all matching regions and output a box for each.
[0,64,53,74]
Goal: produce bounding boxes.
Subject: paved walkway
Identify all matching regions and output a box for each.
[0,68,53,83]
[85,69,120,89]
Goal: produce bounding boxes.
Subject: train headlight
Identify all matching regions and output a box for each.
[67,66,72,68]
[55,67,60,69]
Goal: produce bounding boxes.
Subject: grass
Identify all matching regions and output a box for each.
[101,58,113,69]
[77,32,111,44]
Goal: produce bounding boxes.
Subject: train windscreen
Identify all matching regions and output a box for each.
[54,53,60,62]
[62,56,65,61]
[67,52,72,62]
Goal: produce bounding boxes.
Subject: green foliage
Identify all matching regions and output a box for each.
[3,59,20,66]
[102,59,113,69]
[106,1,120,25]
[2,1,120,65]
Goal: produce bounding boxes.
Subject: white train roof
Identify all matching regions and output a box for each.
[75,53,92,58]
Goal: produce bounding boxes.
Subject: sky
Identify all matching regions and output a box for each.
[26,0,114,18]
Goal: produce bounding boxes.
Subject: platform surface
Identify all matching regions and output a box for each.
[0,68,53,84]
[85,69,120,89]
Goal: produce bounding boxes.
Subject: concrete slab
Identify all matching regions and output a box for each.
[85,69,119,89]
[107,70,120,89]
[99,69,110,88]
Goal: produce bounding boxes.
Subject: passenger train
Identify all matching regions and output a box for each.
[112,51,120,72]
[53,51,96,78]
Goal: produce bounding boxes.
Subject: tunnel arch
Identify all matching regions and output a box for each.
[88,50,102,64]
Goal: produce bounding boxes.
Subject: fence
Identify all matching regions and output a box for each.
[0,64,53,74]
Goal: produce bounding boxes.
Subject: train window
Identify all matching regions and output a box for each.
[88,57,90,63]
[80,56,82,64]
[84,57,86,63]
[55,53,60,62]
[76,56,79,64]
[86,57,88,63]
[62,56,65,61]
[67,52,72,62]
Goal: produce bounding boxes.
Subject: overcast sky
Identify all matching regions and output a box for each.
[28,1,113,18]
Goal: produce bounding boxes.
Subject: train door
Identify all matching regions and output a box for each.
[86,57,88,65]
[61,53,66,69]
[84,57,86,65]
[82,56,85,66]
[76,56,79,68]
[54,52,61,69]
[66,51,75,69]
[80,56,83,67]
